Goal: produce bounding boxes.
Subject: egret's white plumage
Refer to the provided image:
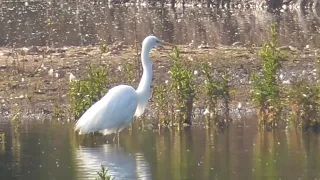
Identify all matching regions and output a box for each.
[74,35,174,141]
[76,85,138,135]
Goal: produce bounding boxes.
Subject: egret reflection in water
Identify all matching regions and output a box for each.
[76,144,152,180]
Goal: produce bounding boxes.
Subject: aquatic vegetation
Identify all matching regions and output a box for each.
[220,70,232,122]
[169,46,195,125]
[53,103,63,119]
[95,165,114,180]
[11,104,21,132]
[69,64,108,119]
[201,62,219,121]
[200,62,233,126]
[286,79,320,129]
[251,24,283,128]
[153,83,169,125]
[99,40,110,54]
[0,133,5,143]
[284,52,320,130]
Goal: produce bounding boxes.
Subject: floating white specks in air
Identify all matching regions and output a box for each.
[68,72,76,82]
[193,70,198,75]
[48,68,54,76]
[203,108,209,115]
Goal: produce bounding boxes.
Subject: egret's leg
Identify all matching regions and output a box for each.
[113,133,116,143]
[117,131,120,145]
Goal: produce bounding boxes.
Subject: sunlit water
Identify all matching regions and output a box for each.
[0,118,320,180]
[0,2,320,47]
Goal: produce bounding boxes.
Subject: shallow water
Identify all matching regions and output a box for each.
[0,2,320,48]
[1,118,320,180]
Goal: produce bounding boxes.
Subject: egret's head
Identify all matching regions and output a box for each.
[142,35,175,49]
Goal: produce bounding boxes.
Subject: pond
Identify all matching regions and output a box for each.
[0,118,320,180]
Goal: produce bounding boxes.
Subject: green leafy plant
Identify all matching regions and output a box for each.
[287,79,320,129]
[99,40,110,54]
[169,46,195,125]
[220,70,232,121]
[153,83,169,125]
[201,62,233,126]
[251,23,283,128]
[0,133,5,143]
[285,53,320,130]
[69,64,108,119]
[11,104,21,132]
[95,165,114,180]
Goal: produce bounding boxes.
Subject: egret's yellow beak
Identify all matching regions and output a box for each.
[159,40,176,47]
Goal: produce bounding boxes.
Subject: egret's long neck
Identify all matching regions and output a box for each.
[136,46,152,94]
[134,45,153,117]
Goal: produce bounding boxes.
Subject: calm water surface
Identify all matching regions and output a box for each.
[0,118,320,180]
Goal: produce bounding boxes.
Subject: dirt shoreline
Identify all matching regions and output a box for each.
[0,44,317,120]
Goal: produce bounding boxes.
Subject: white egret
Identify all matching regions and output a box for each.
[74,35,175,143]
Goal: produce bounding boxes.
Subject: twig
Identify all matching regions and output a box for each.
[133,7,141,79]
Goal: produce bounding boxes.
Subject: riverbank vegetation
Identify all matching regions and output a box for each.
[0,22,319,131]
[67,23,320,131]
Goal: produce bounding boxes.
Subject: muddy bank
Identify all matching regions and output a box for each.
[0,43,318,120]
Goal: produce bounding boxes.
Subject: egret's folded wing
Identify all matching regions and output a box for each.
[75,85,138,134]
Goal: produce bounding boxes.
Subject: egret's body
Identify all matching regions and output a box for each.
[74,36,174,142]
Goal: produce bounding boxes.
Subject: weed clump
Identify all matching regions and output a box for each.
[0,133,5,143]
[69,64,108,120]
[95,165,114,180]
[153,83,169,125]
[287,79,320,129]
[201,62,233,126]
[99,40,110,54]
[11,104,21,132]
[169,46,195,125]
[121,61,136,85]
[220,70,232,121]
[284,53,320,130]
[251,24,283,128]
